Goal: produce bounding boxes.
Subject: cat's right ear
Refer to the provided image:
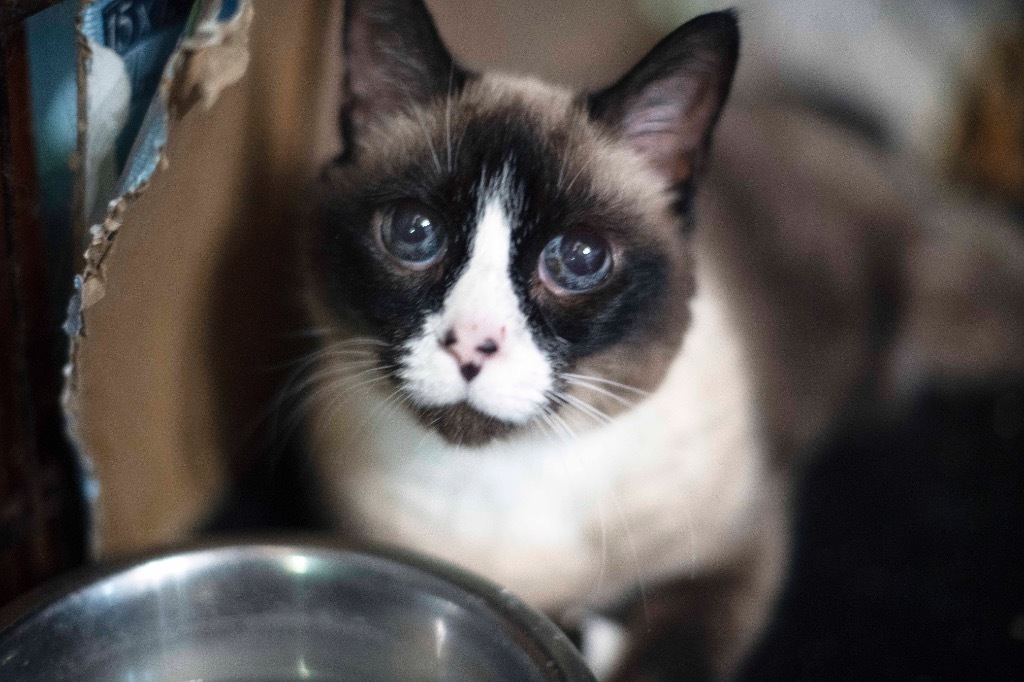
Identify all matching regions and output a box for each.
[340,0,468,159]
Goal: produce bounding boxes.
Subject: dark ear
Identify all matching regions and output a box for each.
[588,11,739,192]
[341,0,468,157]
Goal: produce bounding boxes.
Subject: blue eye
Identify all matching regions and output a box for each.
[539,229,613,293]
[381,202,446,267]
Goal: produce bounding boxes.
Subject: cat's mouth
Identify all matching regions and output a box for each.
[411,402,521,447]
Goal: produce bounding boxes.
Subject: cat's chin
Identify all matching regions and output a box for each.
[413,402,520,448]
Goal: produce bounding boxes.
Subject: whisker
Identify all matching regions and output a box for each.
[563,164,586,194]
[273,360,393,438]
[281,326,335,339]
[238,328,393,484]
[557,392,615,427]
[292,371,392,429]
[548,406,652,630]
[540,404,575,442]
[601,481,652,632]
[313,380,388,443]
[272,337,384,371]
[270,352,377,372]
[535,404,560,441]
[533,411,558,442]
[592,493,610,602]
[408,103,442,173]
[549,410,577,441]
[279,326,385,342]
[236,349,386,451]
[351,386,408,442]
[258,372,388,479]
[332,336,389,346]
[548,407,612,603]
[412,414,442,452]
[561,373,651,397]
[286,363,396,404]
[445,64,454,173]
[557,152,570,190]
[563,378,637,409]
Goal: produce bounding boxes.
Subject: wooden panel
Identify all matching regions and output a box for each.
[0,18,84,606]
[0,2,63,29]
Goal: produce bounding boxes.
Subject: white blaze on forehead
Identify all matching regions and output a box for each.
[399,172,554,424]
[445,188,521,332]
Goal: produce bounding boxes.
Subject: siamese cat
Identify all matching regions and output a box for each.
[299,0,1024,678]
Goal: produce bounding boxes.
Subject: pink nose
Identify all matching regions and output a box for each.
[440,321,506,381]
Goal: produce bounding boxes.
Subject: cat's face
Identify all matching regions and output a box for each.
[307,0,738,446]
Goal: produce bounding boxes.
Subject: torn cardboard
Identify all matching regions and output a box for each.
[64,0,337,556]
[61,0,659,558]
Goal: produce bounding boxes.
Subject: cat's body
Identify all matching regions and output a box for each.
[307,237,776,608]
[306,229,786,676]
[298,2,1024,678]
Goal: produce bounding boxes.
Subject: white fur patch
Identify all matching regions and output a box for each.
[312,253,774,612]
[398,172,553,423]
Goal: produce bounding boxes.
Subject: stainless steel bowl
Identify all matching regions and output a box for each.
[0,540,594,681]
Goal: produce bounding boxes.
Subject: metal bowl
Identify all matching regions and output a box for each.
[0,540,594,681]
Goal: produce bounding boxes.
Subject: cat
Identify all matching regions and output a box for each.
[296,0,1024,679]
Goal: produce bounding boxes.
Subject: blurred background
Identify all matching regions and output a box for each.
[0,0,1022,678]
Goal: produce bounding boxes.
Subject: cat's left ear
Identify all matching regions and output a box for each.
[588,11,739,192]
[341,0,468,158]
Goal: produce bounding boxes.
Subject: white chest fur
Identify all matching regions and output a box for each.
[308,260,770,612]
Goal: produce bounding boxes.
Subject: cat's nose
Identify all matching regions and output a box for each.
[440,322,505,381]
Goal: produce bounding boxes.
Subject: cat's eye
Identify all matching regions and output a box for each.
[380,202,447,267]
[538,229,613,294]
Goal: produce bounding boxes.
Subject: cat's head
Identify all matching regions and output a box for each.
[308,0,738,446]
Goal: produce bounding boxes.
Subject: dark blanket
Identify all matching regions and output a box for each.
[743,377,1024,681]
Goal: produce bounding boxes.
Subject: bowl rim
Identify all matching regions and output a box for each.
[0,534,595,682]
